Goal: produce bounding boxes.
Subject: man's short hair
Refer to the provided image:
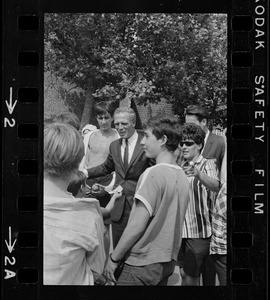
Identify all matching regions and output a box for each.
[94,101,116,117]
[53,112,80,130]
[185,105,210,122]
[113,107,136,124]
[143,115,182,152]
[182,123,206,151]
[44,123,84,178]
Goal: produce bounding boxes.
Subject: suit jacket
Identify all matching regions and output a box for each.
[86,133,151,222]
[202,132,225,172]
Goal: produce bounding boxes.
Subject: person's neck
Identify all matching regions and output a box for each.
[203,127,209,134]
[189,153,200,163]
[100,127,114,137]
[44,175,72,198]
[156,151,177,165]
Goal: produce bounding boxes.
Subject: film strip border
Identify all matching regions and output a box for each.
[2,1,268,299]
[230,1,268,299]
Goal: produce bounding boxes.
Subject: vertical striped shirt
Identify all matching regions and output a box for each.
[182,155,219,238]
[210,183,227,255]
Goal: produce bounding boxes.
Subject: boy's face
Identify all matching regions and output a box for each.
[96,113,113,131]
[141,128,162,158]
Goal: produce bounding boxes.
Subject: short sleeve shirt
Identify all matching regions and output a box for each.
[125,163,190,266]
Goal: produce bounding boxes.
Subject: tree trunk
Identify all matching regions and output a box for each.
[79,79,95,131]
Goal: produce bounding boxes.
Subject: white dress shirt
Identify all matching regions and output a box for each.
[121,131,138,164]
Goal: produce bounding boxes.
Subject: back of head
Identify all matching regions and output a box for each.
[67,170,86,197]
[182,123,206,149]
[185,105,209,122]
[44,122,84,178]
[113,107,136,124]
[144,115,182,152]
[53,112,80,130]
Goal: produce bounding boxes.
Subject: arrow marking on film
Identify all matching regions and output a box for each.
[5,87,17,115]
[5,227,17,253]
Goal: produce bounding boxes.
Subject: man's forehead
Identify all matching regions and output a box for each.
[114,112,130,121]
[185,115,200,123]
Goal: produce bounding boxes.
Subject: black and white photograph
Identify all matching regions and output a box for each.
[43,13,227,287]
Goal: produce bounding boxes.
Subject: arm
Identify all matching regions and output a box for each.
[104,201,150,282]
[195,168,219,192]
[186,163,220,192]
[100,190,122,219]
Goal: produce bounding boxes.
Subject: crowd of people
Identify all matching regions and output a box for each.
[44,103,227,286]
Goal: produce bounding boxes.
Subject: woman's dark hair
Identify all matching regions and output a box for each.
[94,101,116,117]
[182,123,205,151]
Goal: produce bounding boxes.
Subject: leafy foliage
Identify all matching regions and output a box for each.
[45,13,227,127]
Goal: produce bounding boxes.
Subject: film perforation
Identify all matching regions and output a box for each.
[231,196,253,212]
[231,232,253,248]
[231,268,253,285]
[231,124,253,139]
[17,268,39,284]
[18,87,39,103]
[17,232,39,248]
[231,160,253,176]
[232,16,253,31]
[17,196,39,212]
[232,52,253,67]
[17,160,38,175]
[18,51,39,67]
[18,15,39,31]
[17,124,39,139]
[232,88,253,104]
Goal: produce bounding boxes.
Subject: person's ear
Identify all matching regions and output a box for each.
[201,118,207,127]
[198,143,203,151]
[161,135,168,146]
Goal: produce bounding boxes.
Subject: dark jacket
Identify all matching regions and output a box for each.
[87,133,151,221]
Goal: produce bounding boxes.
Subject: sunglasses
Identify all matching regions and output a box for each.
[180,141,195,147]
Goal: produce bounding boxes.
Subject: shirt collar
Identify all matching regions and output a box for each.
[122,130,138,145]
[204,130,210,143]
[194,154,204,165]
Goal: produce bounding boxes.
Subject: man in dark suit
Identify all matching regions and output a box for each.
[82,107,151,247]
[185,105,225,173]
[185,104,225,286]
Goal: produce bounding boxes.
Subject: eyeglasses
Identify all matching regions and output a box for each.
[180,141,195,147]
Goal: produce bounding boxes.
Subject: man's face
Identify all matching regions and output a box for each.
[185,114,204,129]
[114,112,135,139]
[96,113,113,131]
[140,128,162,158]
[180,139,201,161]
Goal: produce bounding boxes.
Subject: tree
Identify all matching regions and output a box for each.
[44,13,227,128]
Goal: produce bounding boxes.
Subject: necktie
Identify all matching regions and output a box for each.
[123,139,129,171]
